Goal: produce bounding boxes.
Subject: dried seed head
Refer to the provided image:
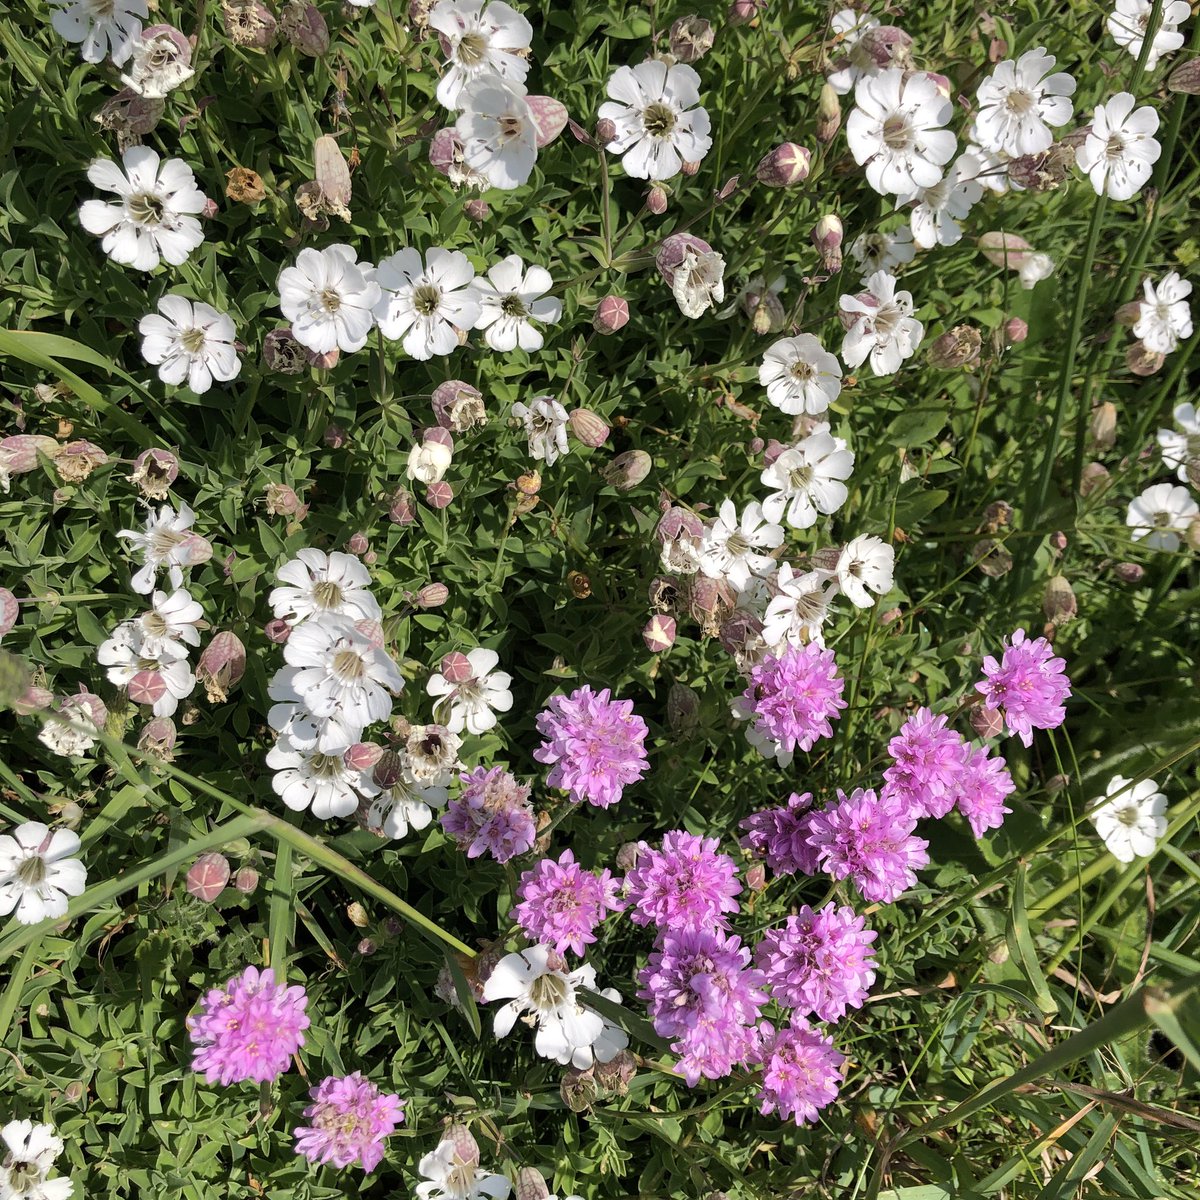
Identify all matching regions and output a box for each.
[669,15,715,63]
[601,449,652,490]
[280,0,329,54]
[196,631,247,703]
[928,325,982,369]
[1043,575,1076,624]
[225,166,266,203]
[129,447,179,499]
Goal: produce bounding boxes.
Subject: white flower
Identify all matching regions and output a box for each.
[834,534,895,607]
[119,27,195,96]
[760,562,833,651]
[962,139,1015,194]
[846,68,956,196]
[904,154,984,249]
[670,246,726,318]
[373,247,481,360]
[1089,775,1168,863]
[511,396,570,465]
[98,620,196,716]
[79,146,207,272]
[848,227,916,278]
[482,945,629,1069]
[0,823,87,927]
[760,426,855,530]
[456,76,540,190]
[426,647,513,735]
[270,549,383,626]
[266,734,368,820]
[50,0,145,65]
[0,1119,73,1200]
[1134,272,1193,355]
[699,500,783,591]
[278,244,381,356]
[416,1133,511,1200]
[428,0,533,110]
[598,60,713,181]
[37,689,106,759]
[1018,252,1055,290]
[826,7,881,94]
[1125,483,1198,551]
[759,334,843,416]
[1107,0,1190,71]
[973,46,1075,157]
[840,269,924,375]
[366,757,449,840]
[138,296,240,394]
[1075,92,1161,201]
[1157,402,1200,482]
[405,724,463,785]
[408,440,454,484]
[117,501,207,594]
[136,587,204,657]
[474,255,562,351]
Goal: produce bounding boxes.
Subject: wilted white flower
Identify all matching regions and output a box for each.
[278,244,381,355]
[834,534,895,607]
[407,440,454,484]
[826,7,882,94]
[848,227,916,278]
[759,334,843,416]
[51,0,146,64]
[903,153,984,249]
[1125,483,1198,551]
[415,1130,511,1200]
[1107,0,1190,71]
[120,25,194,96]
[1074,92,1161,201]
[405,724,463,785]
[512,396,570,465]
[428,0,533,110]
[474,255,562,351]
[0,1119,74,1199]
[37,689,107,759]
[1018,252,1055,289]
[267,734,368,820]
[698,500,783,591]
[1157,402,1200,482]
[79,146,206,272]
[270,549,382,626]
[1089,774,1168,863]
[598,60,712,181]
[456,76,540,190]
[670,246,725,318]
[760,426,855,530]
[117,501,207,594]
[426,647,513,735]
[840,269,924,375]
[139,296,240,394]
[973,46,1075,158]
[1134,272,1193,354]
[373,246,481,360]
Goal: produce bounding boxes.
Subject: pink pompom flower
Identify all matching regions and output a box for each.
[975,628,1071,747]
[293,1072,405,1172]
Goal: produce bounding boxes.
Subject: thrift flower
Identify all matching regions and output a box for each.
[757,1017,846,1126]
[975,628,1071,746]
[882,707,968,820]
[955,744,1015,837]
[623,830,742,933]
[139,296,240,394]
[739,791,820,877]
[513,850,624,956]
[0,822,87,925]
[293,1072,404,1172]
[442,766,536,862]
[1089,775,1169,863]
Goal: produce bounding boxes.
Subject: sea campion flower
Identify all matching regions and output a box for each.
[598,60,712,180]
[739,792,820,877]
[1074,93,1161,201]
[293,1072,404,1172]
[267,734,368,819]
[474,255,562,351]
[1157,402,1200,482]
[1134,272,1193,355]
[757,1017,846,1126]
[416,1127,511,1200]
[373,246,481,360]
[427,647,514,734]
[1125,483,1198,552]
[834,534,895,608]
[760,425,854,530]
[98,619,197,717]
[187,965,309,1085]
[826,7,882,94]
[79,147,207,271]
[1018,252,1055,289]
[117,501,209,595]
[51,0,146,65]
[848,227,915,278]
[972,46,1075,157]
[698,500,783,591]
[1089,775,1169,863]
[513,850,624,955]
[733,643,846,767]
[119,24,194,97]
[883,707,968,820]
[807,787,930,904]
[442,766,536,862]
[365,749,450,839]
[139,296,240,394]
[428,0,533,110]
[0,1120,72,1200]
[755,903,878,1021]
[37,688,108,758]
[534,685,650,808]
[624,830,742,933]
[840,269,924,375]
[955,744,1015,837]
[1107,0,1190,70]
[975,628,1071,747]
[270,549,383,626]
[0,822,87,925]
[511,396,570,465]
[278,244,381,355]
[759,334,843,416]
[760,562,833,651]
[903,154,984,249]
[455,76,541,189]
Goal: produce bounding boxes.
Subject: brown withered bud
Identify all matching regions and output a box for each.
[225,166,266,203]
[263,328,308,374]
[222,0,277,46]
[593,295,630,335]
[669,15,715,63]
[969,703,1004,740]
[1006,142,1075,192]
[567,571,592,599]
[601,448,651,490]
[186,852,231,902]
[1079,462,1110,496]
[982,500,1013,532]
[129,447,179,499]
[594,1048,637,1094]
[568,408,609,448]
[755,143,811,187]
[815,82,841,144]
[1090,401,1117,449]
[859,25,913,69]
[560,1067,598,1112]
[971,539,1013,577]
[1043,575,1076,624]
[1167,57,1200,94]
[642,614,677,652]
[137,716,177,760]
[346,901,369,928]
[1113,561,1145,584]
[53,440,108,482]
[647,576,679,612]
[1126,341,1164,376]
[94,88,165,144]
[718,607,763,660]
[280,0,329,54]
[264,483,301,516]
[928,325,982,369]
[196,631,247,703]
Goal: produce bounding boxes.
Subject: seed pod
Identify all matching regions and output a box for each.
[569,408,610,447]
[560,1067,598,1112]
[594,1048,637,1093]
[755,143,811,187]
[129,448,179,498]
[642,614,677,652]
[928,325,982,369]
[669,15,715,62]
[1167,57,1200,94]
[186,852,231,902]
[431,380,487,431]
[1089,401,1117,449]
[815,82,841,144]
[196,631,246,703]
[1113,561,1144,584]
[593,295,630,335]
[971,539,1013,577]
[969,703,1004,740]
[601,449,652,490]
[667,683,699,734]
[346,901,369,928]
[1043,575,1077,624]
[811,214,843,273]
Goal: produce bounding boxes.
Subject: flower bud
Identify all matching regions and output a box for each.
[1043,575,1076,624]
[728,0,765,26]
[432,380,487,431]
[595,117,618,145]
[1003,317,1028,344]
[186,852,230,902]
[1167,57,1200,94]
[389,485,418,525]
[1126,341,1164,376]
[426,480,454,508]
[280,0,328,54]
[746,863,767,892]
[928,325,982,369]
[601,448,652,490]
[53,440,108,482]
[815,82,841,144]
[969,703,1005,740]
[344,742,384,772]
[669,15,715,62]
[978,231,1033,269]
[615,841,642,871]
[1079,462,1110,497]
[811,214,844,273]
[440,652,474,684]
[527,95,569,147]
[263,328,308,374]
[264,483,301,515]
[569,408,610,448]
[0,588,16,640]
[265,617,291,643]
[128,669,168,708]
[414,582,450,609]
[1089,401,1117,450]
[196,631,246,703]
[646,183,669,215]
[137,716,177,759]
[642,614,677,652]
[129,448,179,499]
[755,142,810,187]
[593,295,630,335]
[234,866,259,894]
[1113,561,1144,584]
[464,199,489,222]
[221,0,277,47]
[762,438,786,466]
[681,158,702,177]
[516,1167,551,1200]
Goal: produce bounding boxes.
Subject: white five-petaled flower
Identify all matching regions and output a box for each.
[373,247,481,360]
[1089,774,1168,863]
[760,562,833,651]
[50,0,146,64]
[0,1119,73,1200]
[79,146,207,272]
[270,548,383,627]
[1157,402,1200,483]
[456,76,540,190]
[0,823,87,927]
[760,426,855,530]
[846,68,956,196]
[1018,252,1055,290]
[1125,483,1198,551]
[848,227,916,279]
[698,500,783,591]
[98,620,196,716]
[834,534,895,608]
[972,46,1075,158]
[481,944,630,1069]
[759,334,844,416]
[840,269,924,376]
[426,647,513,735]
[135,587,204,657]
[1075,92,1161,201]
[117,501,208,594]
[266,733,370,820]
[903,153,984,249]
[1107,0,1190,71]
[278,244,381,356]
[415,1131,511,1200]
[598,60,713,181]
[1134,272,1193,355]
[428,0,533,110]
[511,396,570,465]
[366,756,450,840]
[826,7,882,95]
[474,255,562,351]
[139,295,240,394]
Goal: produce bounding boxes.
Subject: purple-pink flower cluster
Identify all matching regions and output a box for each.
[883,707,969,820]
[756,1017,846,1126]
[512,849,625,956]
[738,643,847,763]
[975,628,1071,747]
[955,744,1016,836]
[738,791,820,877]
[624,830,742,933]
[755,903,878,1022]
[441,766,537,863]
[187,965,310,1086]
[534,685,650,808]
[293,1071,405,1172]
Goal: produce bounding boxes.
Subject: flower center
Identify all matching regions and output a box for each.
[308,753,345,779]
[16,856,47,887]
[413,283,443,316]
[456,30,488,66]
[497,114,526,143]
[319,288,342,312]
[529,972,569,1009]
[643,102,678,138]
[725,531,751,557]
[881,114,912,151]
[1151,510,1172,528]
[1004,88,1036,115]
[312,580,345,609]
[86,0,116,13]
[500,293,528,318]
[128,192,165,224]
[1117,804,1140,827]
[447,1161,478,1197]
[1105,134,1127,161]
[874,303,901,337]
[789,360,815,382]
[143,611,170,636]
[788,465,814,490]
[150,527,187,556]
[5,1158,44,1194]
[332,648,366,681]
[180,327,207,354]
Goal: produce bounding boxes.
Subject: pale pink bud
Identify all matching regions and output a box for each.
[680,158,702,177]
[516,1167,551,1200]
[1113,561,1145,584]
[527,95,569,147]
[264,617,291,643]
[197,631,246,703]
[129,448,179,499]
[595,117,617,144]
[200,198,219,220]
[755,143,811,187]
[749,436,765,454]
[414,582,450,608]
[978,231,1033,269]
[440,652,474,684]
[763,438,786,466]
[970,704,1005,739]
[344,742,385,771]
[1050,530,1068,551]
[128,670,168,707]
[593,295,630,335]
[389,486,417,525]
[346,531,369,555]
[186,852,230,902]
[324,423,348,448]
[426,480,454,508]
[263,328,308,374]
[422,425,455,451]
[728,0,765,25]
[816,82,841,144]
[1079,462,1110,497]
[601,448,651,490]
[1003,317,1028,344]
[234,866,259,894]
[428,127,461,176]
[746,862,767,891]
[0,435,57,473]
[264,483,301,515]
[642,614,677,652]
[569,408,610,447]
[0,588,17,639]
[811,213,844,273]
[646,184,669,215]
[464,199,489,222]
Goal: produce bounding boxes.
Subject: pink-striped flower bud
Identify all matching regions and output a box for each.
[186,852,230,902]
[389,486,418,525]
[0,435,57,474]
[969,703,1004,740]
[264,617,291,643]
[593,295,630,335]
[680,158,702,177]
[811,214,843,273]
[1167,57,1200,94]
[440,652,474,684]
[426,480,454,508]
[568,408,610,447]
[128,670,168,708]
[464,199,489,222]
[0,589,17,639]
[595,117,617,145]
[346,531,369,555]
[414,582,450,609]
[755,143,810,187]
[1113,561,1144,584]
[344,742,385,772]
[642,614,677,652]
[196,631,246,703]
[728,0,765,25]
[129,448,179,499]
[1003,317,1028,344]
[234,866,259,894]
[422,425,455,452]
[527,95,569,147]
[646,183,669,215]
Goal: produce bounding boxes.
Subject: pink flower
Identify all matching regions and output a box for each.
[757,1017,845,1125]
[955,744,1015,837]
[624,830,742,933]
[738,791,820,876]
[293,1072,404,1172]
[975,628,1071,747]
[512,850,625,956]
[883,707,969,819]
